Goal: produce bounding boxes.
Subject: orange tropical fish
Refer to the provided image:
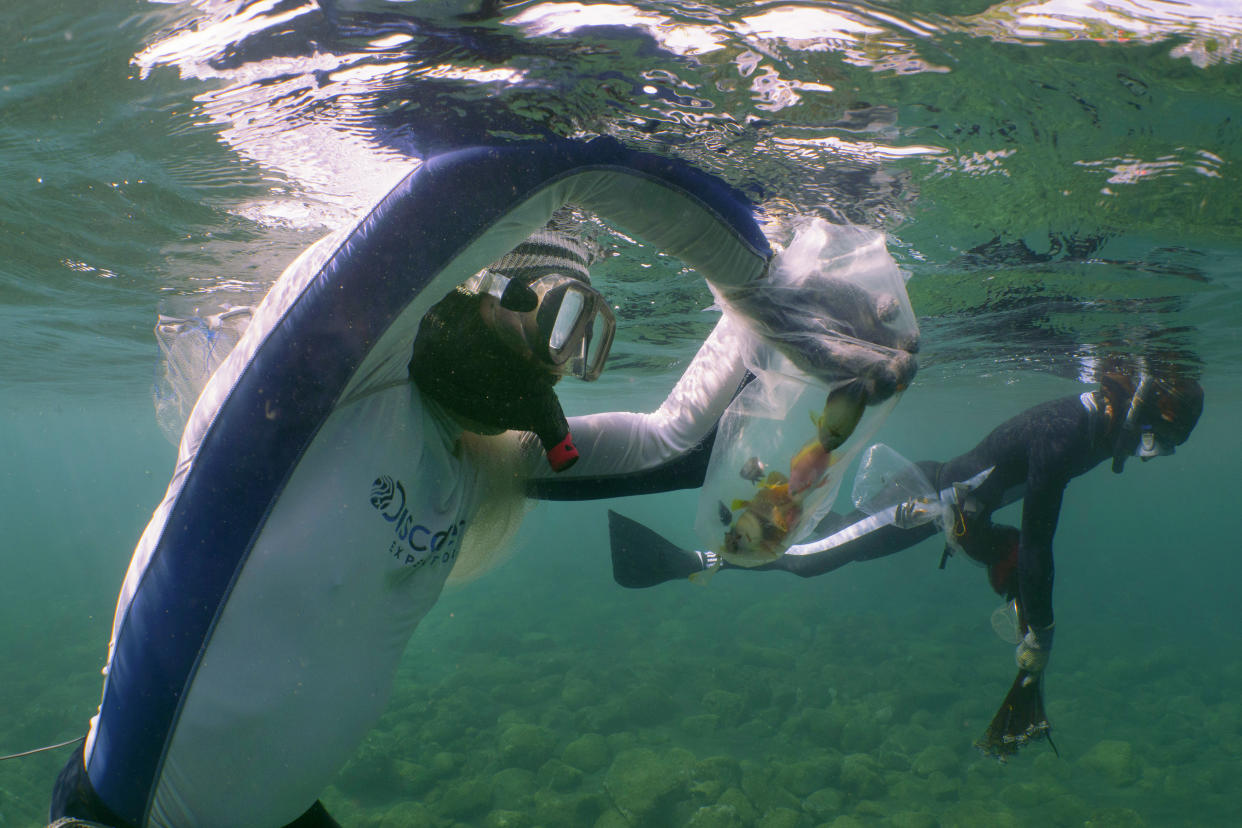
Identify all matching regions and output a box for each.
[789,437,831,495]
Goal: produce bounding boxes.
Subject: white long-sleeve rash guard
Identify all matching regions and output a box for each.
[85,315,745,828]
[525,314,749,489]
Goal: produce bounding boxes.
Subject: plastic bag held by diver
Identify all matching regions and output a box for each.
[712,218,919,401]
[851,442,943,528]
[695,220,919,567]
[154,306,254,444]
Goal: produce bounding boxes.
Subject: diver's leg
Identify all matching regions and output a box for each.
[757,518,940,578]
[48,743,125,828]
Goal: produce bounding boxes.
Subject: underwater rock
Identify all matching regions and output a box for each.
[1084,807,1148,828]
[687,755,742,802]
[685,803,745,828]
[785,705,846,743]
[681,713,720,738]
[702,688,747,725]
[392,759,437,796]
[886,723,932,755]
[839,753,886,799]
[911,744,959,777]
[1032,749,1071,780]
[822,815,866,828]
[520,631,556,650]
[889,810,938,828]
[695,754,744,789]
[489,767,537,811]
[875,745,910,772]
[854,799,892,819]
[532,791,607,828]
[739,761,802,814]
[578,701,626,732]
[925,770,959,801]
[335,734,400,797]
[483,808,531,828]
[716,787,758,823]
[736,641,797,670]
[377,800,437,828]
[839,713,882,753]
[756,805,803,828]
[603,747,692,824]
[1161,764,1215,799]
[775,753,842,797]
[420,713,465,746]
[498,723,558,770]
[999,779,1050,809]
[1078,739,1139,787]
[735,716,776,743]
[538,758,584,791]
[560,677,596,709]
[436,777,491,820]
[1045,792,1091,826]
[622,682,677,726]
[562,732,610,773]
[428,750,462,779]
[803,786,845,820]
[938,800,1021,828]
[605,730,641,754]
[593,806,631,828]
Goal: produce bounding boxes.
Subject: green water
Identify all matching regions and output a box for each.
[3,0,1242,826]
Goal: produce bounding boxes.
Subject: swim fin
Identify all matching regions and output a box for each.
[608,510,707,588]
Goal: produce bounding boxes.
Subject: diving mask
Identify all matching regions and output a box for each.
[1135,424,1175,460]
[467,268,616,381]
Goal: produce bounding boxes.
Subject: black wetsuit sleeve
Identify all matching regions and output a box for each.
[1018,463,1067,631]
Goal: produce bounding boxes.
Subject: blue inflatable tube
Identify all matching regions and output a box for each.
[86,137,771,826]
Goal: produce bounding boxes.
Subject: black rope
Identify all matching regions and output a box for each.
[0,735,84,762]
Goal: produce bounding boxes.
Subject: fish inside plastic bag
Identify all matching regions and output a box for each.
[694,219,919,568]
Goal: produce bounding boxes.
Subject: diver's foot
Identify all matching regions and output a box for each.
[976,669,1055,762]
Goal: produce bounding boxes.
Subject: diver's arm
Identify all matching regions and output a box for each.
[524,315,749,498]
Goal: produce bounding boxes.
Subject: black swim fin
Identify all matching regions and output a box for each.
[608,510,707,588]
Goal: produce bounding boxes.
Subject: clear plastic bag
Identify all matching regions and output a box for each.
[851,443,942,529]
[153,306,254,444]
[712,218,919,400]
[694,219,918,565]
[694,356,898,566]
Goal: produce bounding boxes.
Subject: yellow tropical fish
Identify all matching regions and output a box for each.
[815,383,867,451]
[722,481,802,567]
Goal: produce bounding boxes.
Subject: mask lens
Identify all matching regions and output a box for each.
[1136,425,1174,459]
[548,289,586,353]
[578,306,615,381]
[481,272,615,380]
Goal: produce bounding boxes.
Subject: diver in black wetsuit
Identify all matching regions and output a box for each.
[609,371,1204,757]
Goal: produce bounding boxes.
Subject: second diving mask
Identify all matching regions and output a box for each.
[1136,424,1175,460]
[466,268,616,381]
